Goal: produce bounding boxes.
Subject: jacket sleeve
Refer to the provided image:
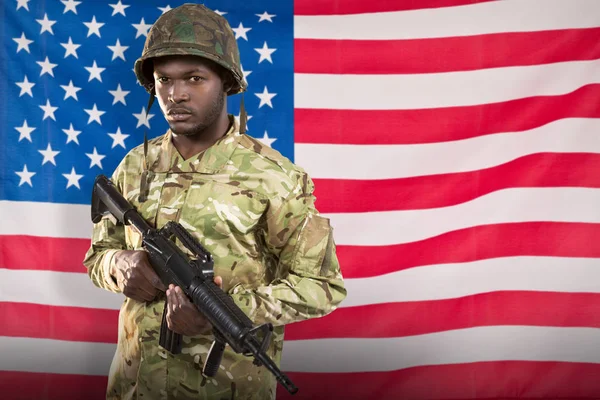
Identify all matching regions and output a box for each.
[82,169,127,294]
[228,174,347,326]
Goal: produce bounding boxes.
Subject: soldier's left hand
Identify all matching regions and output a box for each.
[165,276,223,336]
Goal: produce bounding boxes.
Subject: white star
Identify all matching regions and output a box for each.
[256,11,276,22]
[240,64,252,82]
[255,86,277,108]
[15,120,36,142]
[158,5,172,14]
[85,61,105,82]
[133,107,155,128]
[108,127,129,148]
[61,0,81,14]
[16,76,35,97]
[39,99,58,121]
[107,39,128,61]
[36,13,56,35]
[214,10,227,16]
[84,16,105,38]
[37,56,57,77]
[86,147,106,169]
[132,18,152,38]
[234,113,253,131]
[60,80,81,101]
[60,37,81,59]
[63,123,82,144]
[13,33,33,53]
[232,22,252,41]
[63,167,84,189]
[39,143,60,166]
[84,104,106,125]
[109,1,130,16]
[257,131,276,147]
[254,42,276,64]
[109,84,130,105]
[15,165,35,187]
[16,0,30,11]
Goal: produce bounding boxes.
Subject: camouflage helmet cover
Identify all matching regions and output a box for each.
[134,3,247,96]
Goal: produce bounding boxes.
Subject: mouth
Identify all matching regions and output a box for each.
[167,109,192,122]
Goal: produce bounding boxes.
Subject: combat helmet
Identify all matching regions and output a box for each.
[134,3,247,96]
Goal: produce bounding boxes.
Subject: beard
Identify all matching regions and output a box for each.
[168,93,224,137]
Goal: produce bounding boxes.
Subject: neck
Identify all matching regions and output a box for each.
[171,113,231,160]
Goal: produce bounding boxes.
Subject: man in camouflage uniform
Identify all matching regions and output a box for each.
[83,4,346,400]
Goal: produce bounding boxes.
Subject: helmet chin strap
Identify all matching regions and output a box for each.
[239,93,247,135]
[138,89,156,203]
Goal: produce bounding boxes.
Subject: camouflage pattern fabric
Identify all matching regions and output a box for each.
[83,116,347,399]
[134,4,247,95]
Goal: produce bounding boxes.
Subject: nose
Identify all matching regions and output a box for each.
[169,80,189,103]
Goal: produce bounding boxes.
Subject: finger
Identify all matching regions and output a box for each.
[214,276,223,289]
[136,252,167,291]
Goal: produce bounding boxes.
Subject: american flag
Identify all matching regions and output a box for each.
[2,0,600,399]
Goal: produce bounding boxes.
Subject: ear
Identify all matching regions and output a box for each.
[223,75,234,93]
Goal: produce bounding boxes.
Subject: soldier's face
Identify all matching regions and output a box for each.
[153,55,226,137]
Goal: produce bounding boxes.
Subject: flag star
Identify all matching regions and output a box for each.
[16,165,36,187]
[86,147,106,168]
[16,76,35,97]
[84,16,105,38]
[108,39,129,61]
[15,120,36,142]
[37,56,57,77]
[234,114,253,131]
[108,127,129,148]
[36,13,57,35]
[63,167,84,189]
[63,123,82,144]
[133,107,155,128]
[214,10,227,16]
[255,86,277,108]
[254,42,276,64]
[39,143,60,166]
[109,84,130,105]
[132,18,152,38]
[256,11,276,22]
[60,80,81,100]
[109,1,130,16]
[240,64,252,82]
[13,33,33,53]
[232,23,252,41]
[60,37,81,59]
[85,61,105,82]
[84,104,106,125]
[61,0,81,14]
[16,0,30,11]
[39,99,58,121]
[257,131,276,147]
[158,5,172,14]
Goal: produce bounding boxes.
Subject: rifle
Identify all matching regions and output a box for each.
[90,174,298,395]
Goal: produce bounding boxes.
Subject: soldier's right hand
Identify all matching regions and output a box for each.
[111,250,167,302]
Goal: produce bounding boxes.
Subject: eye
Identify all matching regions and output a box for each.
[190,76,205,82]
[156,77,169,83]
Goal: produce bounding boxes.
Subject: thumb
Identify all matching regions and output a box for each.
[214,276,223,290]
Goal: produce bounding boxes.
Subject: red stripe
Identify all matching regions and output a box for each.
[294,0,494,15]
[296,28,600,74]
[313,153,600,213]
[277,361,600,400]
[337,222,600,279]
[0,371,107,400]
[285,291,600,340]
[0,302,118,344]
[295,84,600,145]
[0,235,89,273]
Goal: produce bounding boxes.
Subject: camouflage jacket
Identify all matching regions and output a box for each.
[83,116,347,400]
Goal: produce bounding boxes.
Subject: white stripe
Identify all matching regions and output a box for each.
[0,200,91,238]
[281,326,600,373]
[295,118,600,180]
[0,269,124,310]
[325,187,600,246]
[294,0,600,40]
[294,59,600,110]
[3,326,599,375]
[341,256,600,307]
[0,337,115,376]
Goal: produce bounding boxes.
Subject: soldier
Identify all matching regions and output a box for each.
[83,4,347,399]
